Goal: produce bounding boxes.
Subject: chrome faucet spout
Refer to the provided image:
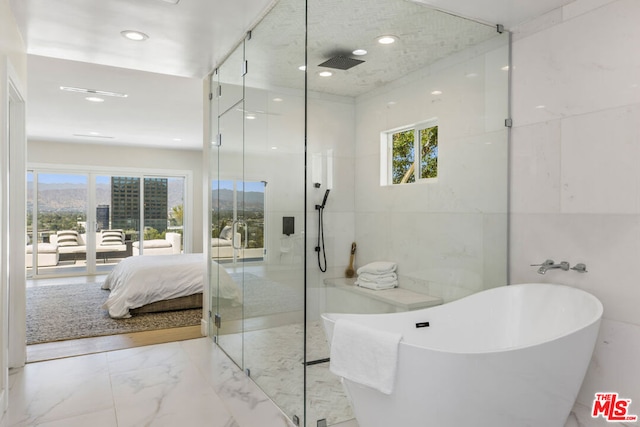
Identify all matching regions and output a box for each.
[537,261,570,275]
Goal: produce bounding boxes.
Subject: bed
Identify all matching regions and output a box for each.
[101,253,241,318]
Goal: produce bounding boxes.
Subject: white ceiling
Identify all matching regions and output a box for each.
[10,0,576,151]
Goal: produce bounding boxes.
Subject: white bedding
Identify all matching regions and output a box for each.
[101,253,241,318]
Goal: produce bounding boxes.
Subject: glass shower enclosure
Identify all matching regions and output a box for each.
[208,0,510,425]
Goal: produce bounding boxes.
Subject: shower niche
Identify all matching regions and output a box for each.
[207,0,510,425]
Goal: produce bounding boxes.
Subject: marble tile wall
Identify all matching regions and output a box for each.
[351,36,510,303]
[510,0,640,410]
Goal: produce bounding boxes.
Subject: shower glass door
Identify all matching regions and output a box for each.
[243,19,306,424]
[209,6,307,423]
[211,39,246,370]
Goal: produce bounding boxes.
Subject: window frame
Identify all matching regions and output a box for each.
[380,118,439,186]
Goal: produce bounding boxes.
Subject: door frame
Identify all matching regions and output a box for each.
[5,59,27,377]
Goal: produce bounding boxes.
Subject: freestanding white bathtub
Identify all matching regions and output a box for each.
[322,283,603,427]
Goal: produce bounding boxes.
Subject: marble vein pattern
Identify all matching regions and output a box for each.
[1,339,295,427]
[217,321,353,427]
[1,335,625,427]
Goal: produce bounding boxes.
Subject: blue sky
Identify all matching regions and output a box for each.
[28,173,88,184]
[29,173,263,193]
[27,174,179,186]
[213,180,265,193]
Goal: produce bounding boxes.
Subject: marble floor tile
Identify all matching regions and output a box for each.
[106,340,191,374]
[4,353,113,426]
[214,321,353,427]
[111,362,233,427]
[1,338,298,427]
[34,409,118,427]
[180,339,296,427]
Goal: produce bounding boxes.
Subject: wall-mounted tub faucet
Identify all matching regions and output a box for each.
[531,259,570,274]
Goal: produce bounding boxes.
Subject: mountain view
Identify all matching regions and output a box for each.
[27,180,185,213]
[211,189,265,213]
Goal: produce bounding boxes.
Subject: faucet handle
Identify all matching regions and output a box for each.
[571,263,588,273]
[530,259,554,267]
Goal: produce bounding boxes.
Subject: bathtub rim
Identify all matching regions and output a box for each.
[321,282,603,355]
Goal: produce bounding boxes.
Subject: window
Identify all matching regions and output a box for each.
[382,120,438,185]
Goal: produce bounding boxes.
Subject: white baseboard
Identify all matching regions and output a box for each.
[200,318,209,337]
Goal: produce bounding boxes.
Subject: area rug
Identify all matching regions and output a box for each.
[26,283,202,345]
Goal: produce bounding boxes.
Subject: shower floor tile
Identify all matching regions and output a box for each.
[217,320,354,427]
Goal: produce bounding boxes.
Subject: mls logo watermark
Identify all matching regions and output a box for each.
[592,393,638,422]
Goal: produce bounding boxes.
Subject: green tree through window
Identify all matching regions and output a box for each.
[391,122,438,184]
[392,130,415,184]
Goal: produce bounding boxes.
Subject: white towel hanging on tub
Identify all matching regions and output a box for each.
[329,318,402,395]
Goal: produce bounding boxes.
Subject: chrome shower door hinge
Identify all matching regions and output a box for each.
[505,118,513,127]
[214,313,221,328]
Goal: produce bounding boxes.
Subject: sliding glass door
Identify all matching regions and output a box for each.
[27,169,186,278]
[27,172,89,277]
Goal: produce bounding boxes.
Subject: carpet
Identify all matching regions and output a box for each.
[26,283,202,345]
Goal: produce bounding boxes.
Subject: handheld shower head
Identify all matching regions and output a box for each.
[321,189,330,208]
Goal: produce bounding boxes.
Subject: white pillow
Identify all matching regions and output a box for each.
[101,230,124,246]
[219,225,233,240]
[212,237,232,247]
[57,230,79,247]
[141,239,172,249]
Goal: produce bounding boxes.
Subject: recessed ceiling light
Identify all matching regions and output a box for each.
[173,138,182,142]
[319,71,333,77]
[272,97,283,102]
[60,86,128,98]
[89,132,100,135]
[246,114,256,120]
[431,90,443,95]
[298,65,307,71]
[377,35,397,45]
[85,97,105,103]
[121,30,149,41]
[535,105,546,109]
[271,146,278,150]
[352,49,367,56]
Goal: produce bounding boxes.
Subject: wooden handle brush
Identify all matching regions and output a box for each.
[345,242,356,278]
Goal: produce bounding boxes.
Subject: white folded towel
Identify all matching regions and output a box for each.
[357,272,397,283]
[330,319,402,395]
[357,261,397,275]
[356,280,398,290]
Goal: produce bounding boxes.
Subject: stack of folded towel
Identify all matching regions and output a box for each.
[355,261,398,290]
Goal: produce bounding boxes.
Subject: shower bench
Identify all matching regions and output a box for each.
[323,277,442,314]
